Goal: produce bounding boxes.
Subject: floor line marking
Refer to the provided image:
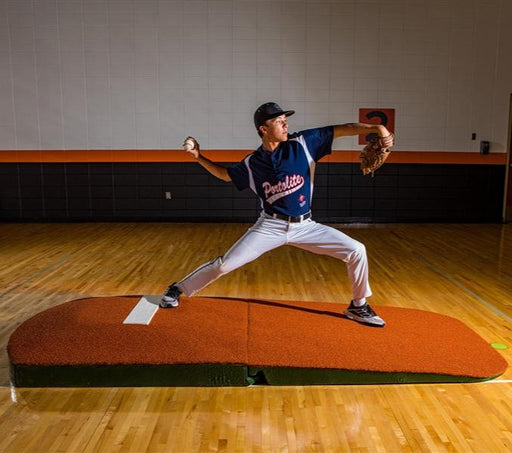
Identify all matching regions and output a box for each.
[413,252,512,323]
[4,380,512,390]
[481,380,512,384]
[0,254,71,300]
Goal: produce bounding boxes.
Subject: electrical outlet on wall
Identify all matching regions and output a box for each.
[165,192,172,199]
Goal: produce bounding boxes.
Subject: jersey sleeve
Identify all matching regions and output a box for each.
[299,126,334,161]
[227,160,250,191]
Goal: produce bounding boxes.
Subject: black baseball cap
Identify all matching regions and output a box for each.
[254,102,295,129]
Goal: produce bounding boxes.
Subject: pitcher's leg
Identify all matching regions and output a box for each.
[289,221,384,326]
[178,217,286,296]
[288,221,372,300]
[344,238,372,300]
[177,238,261,296]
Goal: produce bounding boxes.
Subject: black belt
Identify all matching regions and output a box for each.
[264,209,311,223]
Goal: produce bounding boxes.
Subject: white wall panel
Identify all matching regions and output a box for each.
[1,0,511,152]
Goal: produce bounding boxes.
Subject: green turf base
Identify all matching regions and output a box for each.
[10,364,248,387]
[10,363,501,388]
[248,366,500,385]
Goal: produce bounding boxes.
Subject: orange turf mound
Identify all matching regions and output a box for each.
[7,296,507,387]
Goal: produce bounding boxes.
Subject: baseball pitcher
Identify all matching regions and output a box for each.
[161,102,394,326]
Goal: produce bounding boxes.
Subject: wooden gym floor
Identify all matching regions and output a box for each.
[0,222,511,452]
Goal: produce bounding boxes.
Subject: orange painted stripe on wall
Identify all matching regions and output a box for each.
[0,149,507,165]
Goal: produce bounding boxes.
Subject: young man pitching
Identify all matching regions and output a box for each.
[161,102,394,326]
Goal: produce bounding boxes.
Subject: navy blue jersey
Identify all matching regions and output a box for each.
[227,126,334,216]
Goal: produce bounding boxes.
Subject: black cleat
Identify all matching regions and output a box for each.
[160,283,182,308]
[343,301,386,327]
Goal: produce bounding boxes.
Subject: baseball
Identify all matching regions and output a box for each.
[183,139,195,151]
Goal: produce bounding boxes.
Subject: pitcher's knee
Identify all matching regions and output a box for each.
[348,241,367,262]
[213,255,236,276]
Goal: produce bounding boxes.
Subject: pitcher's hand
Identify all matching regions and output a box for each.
[183,136,200,159]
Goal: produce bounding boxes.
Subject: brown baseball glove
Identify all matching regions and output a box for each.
[360,134,394,176]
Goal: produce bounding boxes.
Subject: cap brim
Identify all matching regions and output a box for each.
[266,110,295,122]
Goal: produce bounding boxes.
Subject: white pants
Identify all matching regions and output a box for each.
[177,213,372,300]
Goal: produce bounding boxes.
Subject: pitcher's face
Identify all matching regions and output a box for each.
[260,115,289,142]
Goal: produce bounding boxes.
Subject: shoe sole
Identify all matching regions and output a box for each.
[344,311,385,327]
[159,298,179,308]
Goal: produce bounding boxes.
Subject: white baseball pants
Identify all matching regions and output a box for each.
[177,213,372,300]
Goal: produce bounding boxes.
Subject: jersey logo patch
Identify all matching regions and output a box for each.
[299,194,306,207]
[262,174,305,204]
